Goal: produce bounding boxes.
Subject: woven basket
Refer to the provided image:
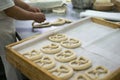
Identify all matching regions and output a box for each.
[93,2,114,11]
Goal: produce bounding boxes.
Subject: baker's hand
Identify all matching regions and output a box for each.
[33,12,46,23]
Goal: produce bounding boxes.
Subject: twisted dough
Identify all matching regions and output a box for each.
[85,66,109,80]
[75,74,91,80]
[22,49,43,61]
[50,18,72,26]
[48,33,68,42]
[55,50,77,62]
[32,21,51,28]
[34,56,55,70]
[49,65,73,80]
[32,18,72,28]
[61,38,81,49]
[69,56,92,70]
[40,43,62,54]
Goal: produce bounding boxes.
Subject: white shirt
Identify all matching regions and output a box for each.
[0,0,16,55]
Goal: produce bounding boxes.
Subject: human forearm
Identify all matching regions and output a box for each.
[14,0,30,10]
[4,6,45,22]
[4,6,33,20]
[14,0,40,12]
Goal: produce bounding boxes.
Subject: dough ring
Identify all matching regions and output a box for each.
[34,56,55,70]
[32,21,51,28]
[55,50,77,62]
[49,65,73,80]
[51,18,66,26]
[22,49,43,61]
[48,33,68,42]
[75,74,91,80]
[69,56,92,70]
[40,43,62,54]
[85,66,109,80]
[61,38,81,49]
[51,18,72,26]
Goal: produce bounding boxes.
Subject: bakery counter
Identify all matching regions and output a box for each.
[15,2,82,39]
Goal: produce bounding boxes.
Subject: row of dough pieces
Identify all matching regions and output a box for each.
[22,34,109,80]
[48,33,82,49]
[22,49,109,80]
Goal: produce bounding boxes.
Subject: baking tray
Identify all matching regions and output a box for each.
[6,17,120,80]
[85,30,120,65]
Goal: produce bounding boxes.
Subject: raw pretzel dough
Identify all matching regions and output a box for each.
[61,38,81,49]
[49,33,68,42]
[51,18,72,26]
[75,74,91,80]
[22,49,43,61]
[32,22,51,28]
[49,65,73,80]
[55,50,77,62]
[40,43,62,54]
[34,56,55,70]
[85,66,109,80]
[32,18,72,28]
[69,56,92,70]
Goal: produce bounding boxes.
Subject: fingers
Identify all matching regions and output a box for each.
[34,12,46,23]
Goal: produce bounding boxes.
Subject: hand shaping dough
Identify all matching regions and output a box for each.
[34,56,55,70]
[22,49,43,61]
[40,43,62,54]
[69,56,92,70]
[49,65,73,80]
[48,33,68,42]
[61,38,81,49]
[32,21,51,28]
[85,66,109,80]
[55,50,77,62]
[75,74,91,80]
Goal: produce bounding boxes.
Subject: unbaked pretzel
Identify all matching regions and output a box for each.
[55,50,77,62]
[32,21,51,28]
[49,65,73,80]
[85,66,109,80]
[48,33,68,42]
[69,56,92,70]
[32,18,72,28]
[40,43,62,54]
[61,38,81,49]
[22,49,43,61]
[50,18,72,26]
[34,56,55,70]
[75,74,91,80]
